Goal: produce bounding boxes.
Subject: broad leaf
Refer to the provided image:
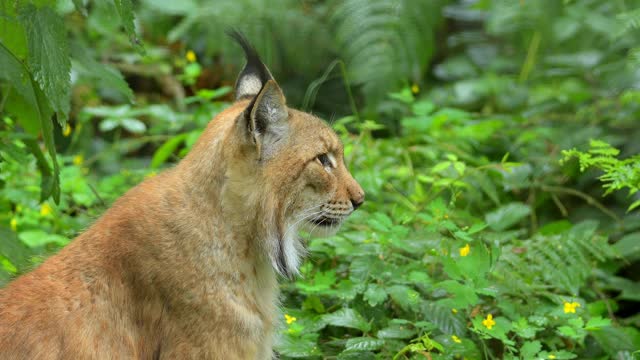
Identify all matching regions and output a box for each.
[322,308,370,332]
[18,4,70,125]
[485,202,531,231]
[113,0,144,52]
[344,337,384,352]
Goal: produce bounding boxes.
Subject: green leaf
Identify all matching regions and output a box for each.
[0,227,32,272]
[121,118,146,134]
[431,161,451,173]
[364,283,388,306]
[424,302,466,335]
[19,230,69,248]
[322,308,370,332]
[386,285,421,311]
[344,337,384,352]
[367,212,393,232]
[585,316,612,331]
[558,325,578,339]
[520,341,541,359]
[377,325,416,339]
[591,326,640,355]
[456,242,491,281]
[302,296,325,313]
[485,202,531,231]
[113,0,144,53]
[276,333,321,358]
[439,280,479,308]
[18,4,70,125]
[613,232,640,260]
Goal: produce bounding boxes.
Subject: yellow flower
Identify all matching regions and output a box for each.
[548,355,556,359]
[411,83,420,94]
[451,308,458,314]
[284,314,297,324]
[482,314,496,330]
[40,203,52,216]
[73,155,84,166]
[186,50,197,63]
[10,218,17,231]
[451,335,462,343]
[459,244,470,257]
[563,301,581,314]
[63,124,72,137]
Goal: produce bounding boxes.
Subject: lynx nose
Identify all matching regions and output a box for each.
[351,192,364,210]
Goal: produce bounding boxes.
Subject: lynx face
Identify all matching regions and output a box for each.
[227,32,364,278]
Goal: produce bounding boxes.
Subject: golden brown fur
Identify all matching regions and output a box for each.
[0,34,363,359]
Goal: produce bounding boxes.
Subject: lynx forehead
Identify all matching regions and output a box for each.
[0,31,363,359]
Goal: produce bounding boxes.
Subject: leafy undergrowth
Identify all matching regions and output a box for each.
[4,91,640,359]
[275,94,640,359]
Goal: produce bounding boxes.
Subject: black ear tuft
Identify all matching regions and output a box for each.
[227,30,274,100]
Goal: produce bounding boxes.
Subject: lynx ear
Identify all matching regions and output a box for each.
[228,30,274,100]
[248,80,289,159]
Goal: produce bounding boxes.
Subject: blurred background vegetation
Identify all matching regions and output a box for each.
[2,0,640,359]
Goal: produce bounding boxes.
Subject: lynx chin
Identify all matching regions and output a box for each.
[0,31,364,359]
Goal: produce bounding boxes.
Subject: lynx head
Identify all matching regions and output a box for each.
[225,31,364,278]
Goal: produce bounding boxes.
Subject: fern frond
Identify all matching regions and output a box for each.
[495,221,615,298]
[616,7,640,36]
[330,0,445,103]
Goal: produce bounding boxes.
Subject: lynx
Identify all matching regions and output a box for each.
[0,32,364,359]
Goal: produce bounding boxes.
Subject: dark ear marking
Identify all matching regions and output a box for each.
[227,30,274,100]
[248,80,289,160]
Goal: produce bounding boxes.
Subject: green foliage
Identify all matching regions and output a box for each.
[0,0,138,202]
[562,140,640,211]
[331,0,445,103]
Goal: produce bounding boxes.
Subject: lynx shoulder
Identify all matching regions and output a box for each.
[0,31,364,360]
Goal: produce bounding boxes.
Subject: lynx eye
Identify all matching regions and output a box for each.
[316,153,333,168]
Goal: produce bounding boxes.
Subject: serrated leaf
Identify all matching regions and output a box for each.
[520,341,541,358]
[113,0,144,53]
[323,308,370,332]
[276,333,321,358]
[585,316,612,331]
[18,4,70,125]
[424,302,466,335]
[344,337,384,352]
[439,280,479,308]
[387,285,421,311]
[407,271,431,285]
[558,325,578,338]
[364,283,388,306]
[0,40,48,136]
